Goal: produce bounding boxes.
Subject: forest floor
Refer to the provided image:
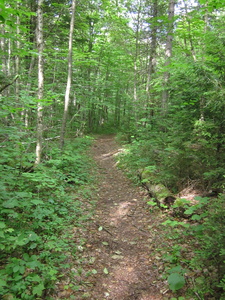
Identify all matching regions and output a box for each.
[57,135,176,300]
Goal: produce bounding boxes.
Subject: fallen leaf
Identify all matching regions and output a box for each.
[129,241,137,245]
[111,254,124,260]
[114,250,122,255]
[102,241,109,246]
[103,268,109,274]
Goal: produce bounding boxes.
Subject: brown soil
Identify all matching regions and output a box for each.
[57,135,173,300]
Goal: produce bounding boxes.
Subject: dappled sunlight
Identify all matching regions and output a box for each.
[177,181,204,203]
[103,256,163,300]
[109,200,136,225]
[105,263,138,295]
[100,149,126,160]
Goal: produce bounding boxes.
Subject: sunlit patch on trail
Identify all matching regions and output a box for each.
[100,149,125,160]
[103,262,138,298]
[103,257,163,300]
[109,201,135,225]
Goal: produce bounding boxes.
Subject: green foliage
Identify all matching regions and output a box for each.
[167,272,185,292]
[0,137,94,299]
[161,195,225,298]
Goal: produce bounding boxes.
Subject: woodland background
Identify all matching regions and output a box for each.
[1,0,225,299]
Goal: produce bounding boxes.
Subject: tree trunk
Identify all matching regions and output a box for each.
[60,0,76,150]
[15,3,20,103]
[133,1,142,119]
[183,0,196,61]
[35,0,44,165]
[162,0,176,115]
[146,0,158,95]
[146,0,158,118]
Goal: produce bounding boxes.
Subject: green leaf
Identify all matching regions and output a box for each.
[102,241,109,246]
[168,273,185,291]
[147,201,157,206]
[168,265,183,274]
[184,206,196,215]
[31,199,44,205]
[32,283,44,296]
[13,265,20,273]
[2,199,19,208]
[23,253,30,261]
[191,214,202,221]
[29,243,37,249]
[92,269,98,274]
[28,274,41,282]
[27,260,40,269]
[0,222,6,229]
[0,278,7,287]
[98,226,103,231]
[28,232,39,241]
[17,234,28,246]
[103,267,109,274]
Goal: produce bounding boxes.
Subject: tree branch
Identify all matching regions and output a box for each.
[0,75,19,93]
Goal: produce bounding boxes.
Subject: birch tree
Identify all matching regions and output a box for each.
[60,0,76,150]
[162,0,176,115]
[146,0,158,116]
[35,0,44,165]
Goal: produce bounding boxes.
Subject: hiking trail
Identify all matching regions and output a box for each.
[60,135,173,300]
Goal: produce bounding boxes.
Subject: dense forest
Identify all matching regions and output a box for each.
[1,0,225,299]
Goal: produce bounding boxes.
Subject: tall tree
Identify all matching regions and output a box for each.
[146,0,158,117]
[161,0,176,115]
[35,0,44,165]
[60,0,76,150]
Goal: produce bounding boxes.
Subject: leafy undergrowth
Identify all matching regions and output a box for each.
[0,136,96,299]
[146,195,224,300]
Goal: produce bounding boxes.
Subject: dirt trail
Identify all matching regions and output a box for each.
[71,135,170,300]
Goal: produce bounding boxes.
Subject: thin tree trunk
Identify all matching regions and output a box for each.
[146,0,158,118]
[133,1,142,120]
[35,0,44,165]
[60,0,76,150]
[0,27,7,75]
[162,0,176,115]
[7,37,11,76]
[146,0,157,94]
[15,7,20,103]
[183,0,196,61]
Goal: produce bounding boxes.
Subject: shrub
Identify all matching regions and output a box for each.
[0,137,94,299]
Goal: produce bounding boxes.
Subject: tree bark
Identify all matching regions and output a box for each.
[0,75,19,93]
[162,0,176,115]
[133,0,142,119]
[15,8,20,103]
[35,0,44,165]
[60,0,76,150]
[183,0,196,61]
[146,0,158,95]
[146,0,158,118]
